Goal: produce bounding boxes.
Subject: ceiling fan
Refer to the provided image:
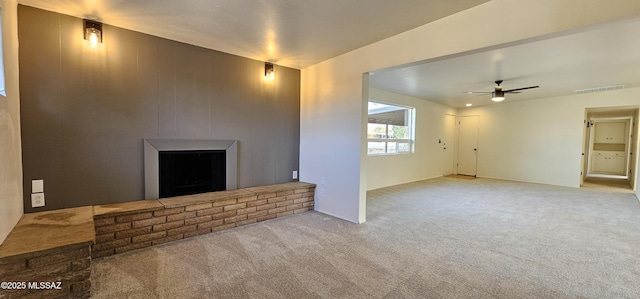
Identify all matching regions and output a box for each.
[465,80,539,102]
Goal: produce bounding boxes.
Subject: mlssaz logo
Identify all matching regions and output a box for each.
[28,282,62,290]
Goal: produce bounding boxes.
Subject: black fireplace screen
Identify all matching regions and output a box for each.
[159,150,226,198]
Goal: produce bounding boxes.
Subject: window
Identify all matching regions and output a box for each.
[367,101,414,155]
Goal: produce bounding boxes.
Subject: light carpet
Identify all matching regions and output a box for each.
[91,177,640,298]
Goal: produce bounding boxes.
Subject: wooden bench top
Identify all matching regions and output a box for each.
[0,206,95,261]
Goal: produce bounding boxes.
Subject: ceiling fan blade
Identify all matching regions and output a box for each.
[463,91,492,94]
[503,85,539,93]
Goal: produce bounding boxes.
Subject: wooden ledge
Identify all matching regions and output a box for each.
[159,182,315,208]
[159,189,254,208]
[0,206,94,262]
[244,181,316,195]
[94,200,164,218]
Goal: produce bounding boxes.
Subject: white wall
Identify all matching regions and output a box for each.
[300,0,640,223]
[366,88,455,190]
[0,0,23,243]
[458,88,640,188]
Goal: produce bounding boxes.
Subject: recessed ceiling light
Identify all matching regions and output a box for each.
[466,103,472,107]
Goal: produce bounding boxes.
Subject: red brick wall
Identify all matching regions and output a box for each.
[92,186,315,259]
[0,245,91,298]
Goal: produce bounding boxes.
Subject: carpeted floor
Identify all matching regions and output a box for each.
[91,177,640,298]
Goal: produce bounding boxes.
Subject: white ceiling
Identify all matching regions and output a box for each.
[17,0,489,69]
[369,17,640,108]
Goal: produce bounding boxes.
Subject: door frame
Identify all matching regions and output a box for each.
[586,116,632,179]
[582,106,640,192]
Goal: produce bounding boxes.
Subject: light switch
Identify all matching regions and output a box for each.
[32,179,44,193]
[31,193,45,208]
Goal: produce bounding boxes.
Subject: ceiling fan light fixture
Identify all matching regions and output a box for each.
[491,91,505,102]
[465,80,538,102]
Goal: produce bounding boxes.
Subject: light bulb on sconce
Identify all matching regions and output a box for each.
[84,19,103,44]
[265,62,275,80]
[88,29,100,44]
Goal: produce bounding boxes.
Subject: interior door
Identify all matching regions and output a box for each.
[443,114,456,176]
[457,116,479,176]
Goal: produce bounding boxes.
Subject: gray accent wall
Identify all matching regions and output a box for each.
[19,5,300,213]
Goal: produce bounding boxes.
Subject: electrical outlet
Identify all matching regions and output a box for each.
[293,171,298,179]
[32,179,44,193]
[31,193,45,208]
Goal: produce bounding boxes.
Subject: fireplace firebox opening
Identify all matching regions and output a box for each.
[159,150,226,198]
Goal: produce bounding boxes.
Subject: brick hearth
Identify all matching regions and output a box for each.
[0,182,315,298]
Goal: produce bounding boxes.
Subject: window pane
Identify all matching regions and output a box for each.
[398,142,411,153]
[368,142,386,155]
[368,101,410,127]
[367,123,388,139]
[388,125,410,139]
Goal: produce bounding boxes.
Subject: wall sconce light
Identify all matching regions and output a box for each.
[265,62,274,79]
[84,19,103,44]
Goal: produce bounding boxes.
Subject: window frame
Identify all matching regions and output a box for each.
[367,100,415,156]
